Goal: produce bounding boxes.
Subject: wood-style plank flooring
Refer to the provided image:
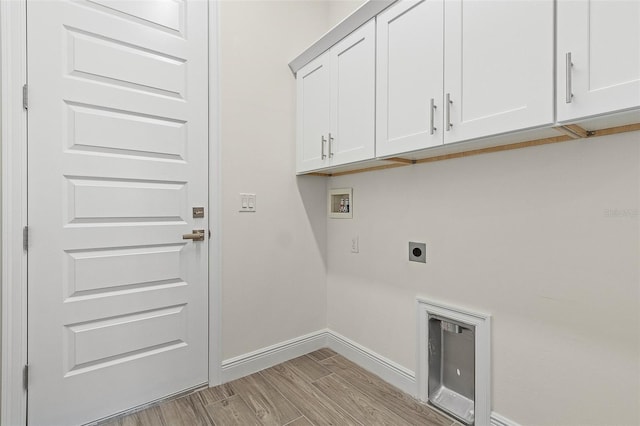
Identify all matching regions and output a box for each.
[100,348,459,426]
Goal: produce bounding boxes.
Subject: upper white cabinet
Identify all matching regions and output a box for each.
[443,0,554,144]
[294,0,640,174]
[296,20,375,173]
[297,53,331,172]
[376,0,444,157]
[376,0,554,157]
[556,0,640,123]
[330,20,376,167]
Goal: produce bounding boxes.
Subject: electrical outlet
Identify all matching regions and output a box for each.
[351,236,359,253]
[409,242,426,263]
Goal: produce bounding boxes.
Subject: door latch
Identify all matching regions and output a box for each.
[182,229,205,241]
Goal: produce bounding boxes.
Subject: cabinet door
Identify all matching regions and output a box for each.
[296,54,330,173]
[329,20,376,166]
[557,0,640,123]
[376,0,444,157]
[443,0,554,144]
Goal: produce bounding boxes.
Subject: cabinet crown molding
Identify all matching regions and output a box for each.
[288,0,395,75]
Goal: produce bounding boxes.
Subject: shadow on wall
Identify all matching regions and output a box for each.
[297,175,328,269]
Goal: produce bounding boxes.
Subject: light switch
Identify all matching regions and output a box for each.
[239,193,256,212]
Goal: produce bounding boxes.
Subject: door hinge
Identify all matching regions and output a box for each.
[22,84,28,110]
[23,364,29,390]
[23,226,28,251]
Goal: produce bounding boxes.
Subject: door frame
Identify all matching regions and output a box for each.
[0,1,28,424]
[0,1,222,424]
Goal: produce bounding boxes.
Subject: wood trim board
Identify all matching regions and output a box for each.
[303,123,640,177]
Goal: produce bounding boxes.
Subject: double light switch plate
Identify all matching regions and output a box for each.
[239,193,256,212]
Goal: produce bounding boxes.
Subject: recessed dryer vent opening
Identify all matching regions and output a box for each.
[417,298,491,426]
[428,315,475,424]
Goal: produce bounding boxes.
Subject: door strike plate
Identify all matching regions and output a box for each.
[193,207,205,218]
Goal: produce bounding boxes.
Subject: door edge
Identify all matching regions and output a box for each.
[207,0,223,388]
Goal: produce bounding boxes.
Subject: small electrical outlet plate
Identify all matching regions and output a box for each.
[351,236,359,253]
[409,242,426,263]
[239,193,256,212]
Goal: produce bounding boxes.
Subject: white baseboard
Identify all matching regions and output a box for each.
[491,411,522,426]
[220,328,519,426]
[220,329,328,383]
[326,331,518,426]
[325,330,418,397]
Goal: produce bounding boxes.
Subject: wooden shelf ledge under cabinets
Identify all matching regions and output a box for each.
[303,121,640,178]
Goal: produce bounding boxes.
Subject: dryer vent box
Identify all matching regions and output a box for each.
[428,315,475,425]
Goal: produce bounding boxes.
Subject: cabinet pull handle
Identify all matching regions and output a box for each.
[328,133,334,158]
[430,98,437,135]
[445,93,453,131]
[566,52,573,104]
[321,135,327,159]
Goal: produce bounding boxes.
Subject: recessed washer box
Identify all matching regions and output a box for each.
[328,188,352,219]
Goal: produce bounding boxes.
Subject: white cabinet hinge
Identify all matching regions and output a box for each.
[23,364,29,391]
[22,84,28,110]
[23,226,28,251]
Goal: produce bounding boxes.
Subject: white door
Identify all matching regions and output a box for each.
[329,20,376,166]
[557,0,640,123]
[27,1,209,425]
[296,53,331,173]
[376,0,444,157]
[443,0,554,144]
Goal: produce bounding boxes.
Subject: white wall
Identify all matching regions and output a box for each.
[326,132,640,425]
[327,0,367,27]
[218,0,330,359]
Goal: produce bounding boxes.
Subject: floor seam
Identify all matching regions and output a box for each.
[256,370,304,424]
[309,371,334,384]
[309,374,366,426]
[281,415,304,426]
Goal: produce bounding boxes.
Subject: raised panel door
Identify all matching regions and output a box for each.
[27,1,209,424]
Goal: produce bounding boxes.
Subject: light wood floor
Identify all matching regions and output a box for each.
[100,348,460,426]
